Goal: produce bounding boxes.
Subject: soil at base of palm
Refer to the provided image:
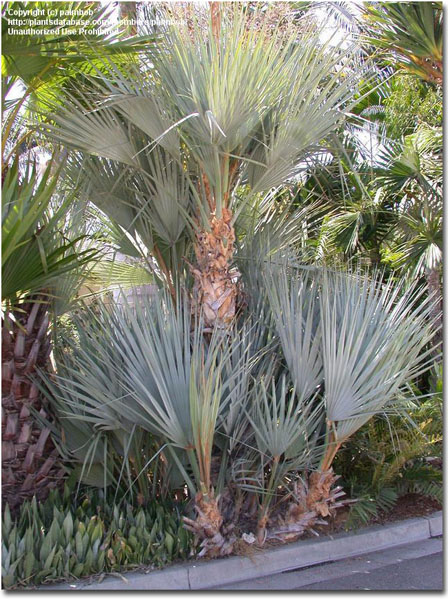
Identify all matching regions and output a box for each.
[310,492,442,538]
[370,492,442,524]
[235,492,442,551]
[242,493,442,554]
[250,493,442,554]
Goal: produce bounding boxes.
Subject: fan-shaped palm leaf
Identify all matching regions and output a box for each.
[320,270,439,445]
[265,266,323,403]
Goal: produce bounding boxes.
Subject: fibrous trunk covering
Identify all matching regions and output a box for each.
[265,470,348,542]
[2,298,64,512]
[183,491,235,557]
[191,207,238,328]
[183,471,348,556]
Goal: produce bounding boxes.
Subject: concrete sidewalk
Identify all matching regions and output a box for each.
[44,510,442,591]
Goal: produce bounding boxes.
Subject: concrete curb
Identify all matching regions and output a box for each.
[213,537,444,590]
[44,511,442,591]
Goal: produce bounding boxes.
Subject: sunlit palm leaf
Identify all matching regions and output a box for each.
[2,156,97,305]
[362,2,443,84]
[88,260,154,290]
[45,4,368,227]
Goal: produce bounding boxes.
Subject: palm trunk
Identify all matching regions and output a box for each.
[265,470,348,544]
[264,430,348,544]
[183,490,235,557]
[187,4,238,329]
[2,297,64,512]
[210,1,222,43]
[181,4,237,553]
[191,207,238,328]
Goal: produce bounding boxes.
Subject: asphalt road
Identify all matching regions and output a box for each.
[296,552,443,590]
[213,537,443,591]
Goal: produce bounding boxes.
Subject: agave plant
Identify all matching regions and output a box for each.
[2,486,191,589]
[43,3,368,326]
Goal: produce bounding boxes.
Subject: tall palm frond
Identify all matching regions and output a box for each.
[265,267,323,403]
[263,262,439,464]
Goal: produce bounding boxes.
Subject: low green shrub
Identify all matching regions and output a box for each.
[2,486,192,589]
[334,382,443,528]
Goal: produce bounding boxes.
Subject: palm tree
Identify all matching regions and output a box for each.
[1,79,97,511]
[362,2,443,86]
[262,265,439,542]
[1,1,152,115]
[44,3,368,326]
[299,133,398,268]
[38,266,439,552]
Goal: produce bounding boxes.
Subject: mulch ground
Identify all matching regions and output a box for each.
[311,492,442,538]
[254,492,442,554]
[370,493,442,524]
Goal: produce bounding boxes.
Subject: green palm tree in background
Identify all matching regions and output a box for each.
[1,1,152,113]
[377,126,443,348]
[1,76,98,510]
[1,1,160,510]
[362,2,443,85]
